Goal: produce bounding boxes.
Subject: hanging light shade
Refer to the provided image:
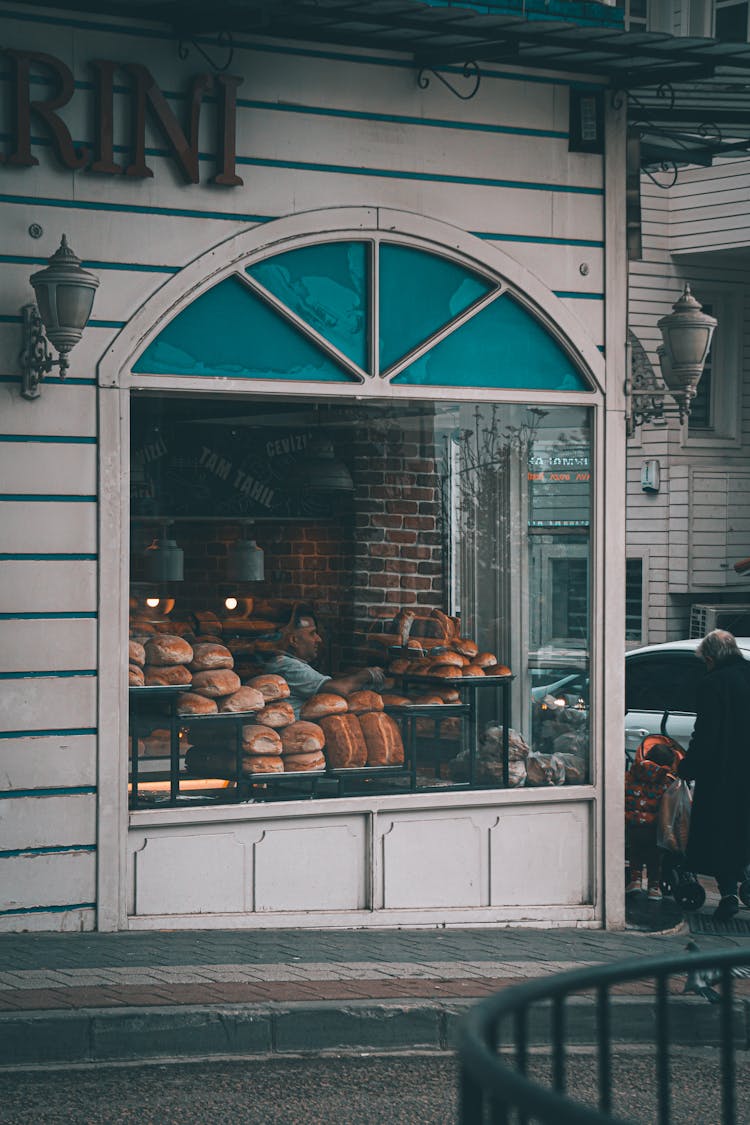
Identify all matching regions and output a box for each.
[300,436,354,493]
[143,532,184,582]
[227,533,265,581]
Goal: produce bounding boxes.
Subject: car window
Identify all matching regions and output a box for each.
[625,653,707,714]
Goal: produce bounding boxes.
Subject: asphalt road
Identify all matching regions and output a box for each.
[1,1050,749,1124]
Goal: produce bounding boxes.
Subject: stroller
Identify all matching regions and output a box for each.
[628,732,706,911]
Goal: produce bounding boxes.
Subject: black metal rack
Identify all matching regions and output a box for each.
[398,673,514,786]
[128,687,475,808]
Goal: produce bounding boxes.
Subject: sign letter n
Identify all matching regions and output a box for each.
[124,63,213,183]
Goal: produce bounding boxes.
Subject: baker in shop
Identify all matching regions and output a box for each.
[263,604,386,718]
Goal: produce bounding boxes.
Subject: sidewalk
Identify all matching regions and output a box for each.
[2,910,750,1067]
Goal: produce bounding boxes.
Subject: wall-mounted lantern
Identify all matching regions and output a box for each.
[626,285,716,435]
[19,235,100,400]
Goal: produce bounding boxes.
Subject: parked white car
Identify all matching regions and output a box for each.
[625,637,750,761]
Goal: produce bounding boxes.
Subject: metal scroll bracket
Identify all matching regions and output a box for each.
[177,29,235,73]
[417,61,481,101]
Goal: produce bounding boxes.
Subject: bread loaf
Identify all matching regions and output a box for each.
[359,711,405,766]
[281,721,326,755]
[453,638,479,659]
[241,724,283,756]
[428,665,460,679]
[248,754,284,774]
[218,686,266,713]
[256,700,296,728]
[191,669,241,698]
[177,692,218,716]
[473,652,499,669]
[412,694,444,705]
[144,663,192,686]
[319,714,368,768]
[381,694,411,707]
[246,674,291,702]
[189,642,234,672]
[346,690,384,715]
[283,750,327,772]
[489,664,512,677]
[429,650,465,668]
[129,640,146,667]
[388,657,411,675]
[462,665,486,677]
[129,664,145,687]
[144,634,193,667]
[395,608,416,647]
[300,692,348,720]
[437,688,460,703]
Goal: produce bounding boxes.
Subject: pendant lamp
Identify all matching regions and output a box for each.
[300,435,354,493]
[143,523,184,582]
[227,524,265,581]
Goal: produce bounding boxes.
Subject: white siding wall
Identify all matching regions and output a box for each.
[628,170,750,644]
[0,3,608,929]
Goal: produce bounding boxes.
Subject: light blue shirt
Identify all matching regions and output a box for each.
[263,653,331,719]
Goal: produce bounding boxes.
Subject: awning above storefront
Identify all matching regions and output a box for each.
[13,0,750,165]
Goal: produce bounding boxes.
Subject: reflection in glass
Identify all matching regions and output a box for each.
[129,396,592,807]
[133,277,356,382]
[247,242,368,371]
[392,293,589,390]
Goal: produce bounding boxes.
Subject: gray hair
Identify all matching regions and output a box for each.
[697,628,741,666]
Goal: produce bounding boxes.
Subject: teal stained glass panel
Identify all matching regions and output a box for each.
[247,242,368,370]
[392,294,589,390]
[379,243,494,371]
[133,277,356,382]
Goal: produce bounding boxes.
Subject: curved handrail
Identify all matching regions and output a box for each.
[459,946,750,1124]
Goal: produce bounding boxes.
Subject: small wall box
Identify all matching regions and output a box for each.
[641,459,660,493]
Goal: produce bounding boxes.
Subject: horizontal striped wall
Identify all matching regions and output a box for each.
[627,167,750,643]
[0,1,610,929]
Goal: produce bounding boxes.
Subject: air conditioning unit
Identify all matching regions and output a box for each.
[689,603,750,639]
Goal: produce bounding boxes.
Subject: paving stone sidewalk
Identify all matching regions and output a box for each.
[1,921,749,1065]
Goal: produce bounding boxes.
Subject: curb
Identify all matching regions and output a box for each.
[1,995,747,1066]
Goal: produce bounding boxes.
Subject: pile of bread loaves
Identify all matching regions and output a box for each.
[184,683,404,779]
[369,609,511,679]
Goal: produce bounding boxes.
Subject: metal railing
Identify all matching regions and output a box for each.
[459,947,750,1124]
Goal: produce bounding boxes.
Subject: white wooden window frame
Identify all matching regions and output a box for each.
[94,206,614,931]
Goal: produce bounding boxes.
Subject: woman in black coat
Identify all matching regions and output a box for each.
[678,629,750,922]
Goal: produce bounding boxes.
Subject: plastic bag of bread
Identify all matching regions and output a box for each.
[657,778,691,853]
[554,752,588,785]
[526,752,566,786]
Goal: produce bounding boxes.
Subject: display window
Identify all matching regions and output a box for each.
[129,395,592,806]
[127,234,594,808]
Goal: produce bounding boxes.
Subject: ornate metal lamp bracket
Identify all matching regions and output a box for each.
[19,305,61,400]
[417,60,481,100]
[177,29,235,72]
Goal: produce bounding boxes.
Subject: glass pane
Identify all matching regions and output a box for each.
[392,294,590,390]
[688,302,713,430]
[526,408,591,779]
[133,277,356,382]
[625,557,643,643]
[626,654,706,713]
[379,243,494,371]
[247,242,368,371]
[129,396,593,810]
[716,0,749,40]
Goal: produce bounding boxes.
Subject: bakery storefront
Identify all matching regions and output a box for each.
[109,211,612,928]
[2,0,629,931]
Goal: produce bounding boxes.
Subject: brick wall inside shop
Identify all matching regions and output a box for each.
[343,423,444,666]
[130,422,446,672]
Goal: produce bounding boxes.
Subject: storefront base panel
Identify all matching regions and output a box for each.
[127,790,597,929]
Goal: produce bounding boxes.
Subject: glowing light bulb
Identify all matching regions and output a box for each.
[224,596,238,611]
[145,597,160,609]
